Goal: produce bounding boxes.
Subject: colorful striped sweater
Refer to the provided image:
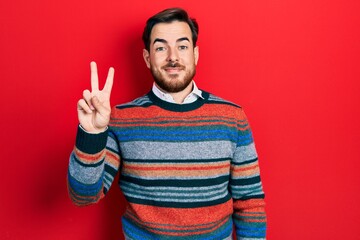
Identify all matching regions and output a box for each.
[68,90,266,239]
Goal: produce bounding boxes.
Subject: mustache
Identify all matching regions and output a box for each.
[161,62,185,70]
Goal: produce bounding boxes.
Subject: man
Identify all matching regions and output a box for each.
[68,7,266,240]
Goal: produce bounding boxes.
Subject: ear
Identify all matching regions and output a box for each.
[143,49,151,68]
[194,46,199,65]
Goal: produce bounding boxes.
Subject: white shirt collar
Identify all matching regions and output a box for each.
[152,81,204,104]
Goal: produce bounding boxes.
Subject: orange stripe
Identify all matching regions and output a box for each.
[126,212,229,233]
[125,200,233,226]
[233,199,266,210]
[67,182,104,206]
[123,168,229,178]
[231,163,259,172]
[112,104,244,119]
[74,147,105,163]
[138,218,229,236]
[105,150,120,168]
[111,104,248,123]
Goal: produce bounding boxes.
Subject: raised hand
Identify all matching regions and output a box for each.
[77,61,114,133]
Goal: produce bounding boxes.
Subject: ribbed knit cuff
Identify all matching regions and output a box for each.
[75,125,108,154]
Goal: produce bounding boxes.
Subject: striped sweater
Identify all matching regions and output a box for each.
[68,90,266,239]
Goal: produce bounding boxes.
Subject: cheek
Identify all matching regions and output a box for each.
[151,55,166,68]
[182,53,196,65]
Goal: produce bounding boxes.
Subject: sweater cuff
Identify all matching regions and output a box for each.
[75,125,108,154]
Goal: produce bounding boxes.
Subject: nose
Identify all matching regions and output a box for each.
[166,47,179,62]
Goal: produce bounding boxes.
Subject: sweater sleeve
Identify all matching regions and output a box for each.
[67,125,121,206]
[230,109,267,239]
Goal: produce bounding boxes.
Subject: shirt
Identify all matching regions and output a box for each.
[152,81,204,104]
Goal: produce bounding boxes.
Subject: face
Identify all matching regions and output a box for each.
[143,21,199,93]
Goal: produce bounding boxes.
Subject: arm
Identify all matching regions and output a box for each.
[67,62,120,206]
[230,109,267,239]
[67,126,121,206]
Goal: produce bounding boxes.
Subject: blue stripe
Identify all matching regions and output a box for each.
[237,132,253,146]
[68,171,103,196]
[236,226,267,238]
[122,217,154,240]
[199,219,233,240]
[123,215,233,240]
[234,220,266,238]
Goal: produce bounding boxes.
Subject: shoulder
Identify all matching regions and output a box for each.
[110,93,154,120]
[114,92,153,110]
[202,90,249,120]
[203,90,242,109]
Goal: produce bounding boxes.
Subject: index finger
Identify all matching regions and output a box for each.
[103,67,114,93]
[90,61,99,91]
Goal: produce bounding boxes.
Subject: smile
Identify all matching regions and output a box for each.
[165,67,182,73]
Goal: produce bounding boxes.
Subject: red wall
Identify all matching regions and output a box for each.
[1,0,360,239]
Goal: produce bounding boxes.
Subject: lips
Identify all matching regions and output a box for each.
[162,62,185,72]
[164,67,182,72]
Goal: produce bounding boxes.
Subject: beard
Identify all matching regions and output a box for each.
[150,62,196,93]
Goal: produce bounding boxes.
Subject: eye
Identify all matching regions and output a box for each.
[155,46,166,52]
[179,45,188,50]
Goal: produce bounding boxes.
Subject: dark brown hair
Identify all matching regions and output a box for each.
[142,8,199,51]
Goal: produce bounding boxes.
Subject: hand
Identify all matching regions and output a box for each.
[77,61,114,133]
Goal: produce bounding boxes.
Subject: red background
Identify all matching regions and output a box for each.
[1,0,360,239]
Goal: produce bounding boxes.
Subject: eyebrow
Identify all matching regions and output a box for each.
[153,37,190,45]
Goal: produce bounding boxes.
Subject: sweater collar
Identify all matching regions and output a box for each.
[151,81,204,104]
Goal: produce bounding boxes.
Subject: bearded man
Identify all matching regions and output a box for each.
[68,7,267,240]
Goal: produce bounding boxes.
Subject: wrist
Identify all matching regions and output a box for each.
[79,124,108,134]
[76,125,108,154]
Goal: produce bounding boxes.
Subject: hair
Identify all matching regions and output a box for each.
[142,8,199,51]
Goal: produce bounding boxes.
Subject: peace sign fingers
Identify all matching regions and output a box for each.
[77,61,115,133]
[90,61,114,94]
[90,61,99,92]
[103,66,114,94]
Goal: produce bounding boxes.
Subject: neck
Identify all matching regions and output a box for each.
[157,82,194,104]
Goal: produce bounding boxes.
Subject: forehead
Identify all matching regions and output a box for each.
[150,21,192,43]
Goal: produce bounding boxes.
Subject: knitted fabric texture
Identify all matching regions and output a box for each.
[68,90,266,239]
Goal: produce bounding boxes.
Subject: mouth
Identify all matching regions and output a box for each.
[164,67,182,73]
[162,63,185,73]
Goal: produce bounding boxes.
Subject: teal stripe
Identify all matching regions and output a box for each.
[120,175,229,187]
[121,183,228,202]
[231,183,263,194]
[121,181,228,198]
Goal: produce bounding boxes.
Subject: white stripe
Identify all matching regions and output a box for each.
[120,140,236,160]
